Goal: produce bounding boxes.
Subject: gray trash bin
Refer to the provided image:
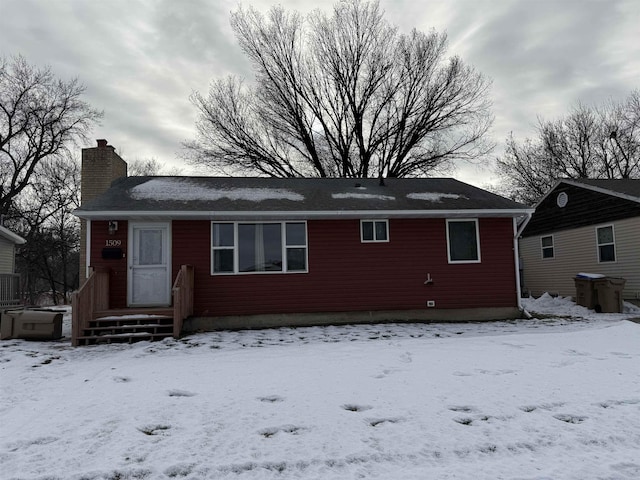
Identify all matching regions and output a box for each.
[592,277,626,313]
[0,309,63,340]
[574,273,602,309]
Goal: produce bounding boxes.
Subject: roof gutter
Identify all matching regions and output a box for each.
[73,208,536,221]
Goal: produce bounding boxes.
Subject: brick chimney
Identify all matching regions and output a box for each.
[79,139,128,281]
[81,139,127,204]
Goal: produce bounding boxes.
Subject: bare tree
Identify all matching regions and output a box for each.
[9,155,81,304]
[127,157,183,176]
[187,0,493,179]
[496,90,640,205]
[495,134,557,205]
[600,90,640,179]
[0,55,102,215]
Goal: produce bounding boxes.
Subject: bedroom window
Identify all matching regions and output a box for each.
[447,219,480,263]
[211,222,308,274]
[596,225,615,263]
[541,235,554,259]
[212,223,234,273]
[361,220,388,242]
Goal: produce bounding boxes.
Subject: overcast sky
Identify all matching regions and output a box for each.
[2,0,638,187]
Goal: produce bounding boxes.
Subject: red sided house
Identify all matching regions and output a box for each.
[72,140,533,345]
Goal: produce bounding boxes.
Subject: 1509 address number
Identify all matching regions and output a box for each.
[105,240,122,247]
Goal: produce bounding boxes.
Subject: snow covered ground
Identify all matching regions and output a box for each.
[1,295,640,480]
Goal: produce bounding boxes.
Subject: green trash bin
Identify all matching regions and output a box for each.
[592,277,626,313]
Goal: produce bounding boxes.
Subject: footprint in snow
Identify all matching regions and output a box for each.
[137,424,171,436]
[258,395,284,403]
[341,404,372,412]
[259,425,302,438]
[399,352,412,363]
[553,414,586,424]
[368,417,401,427]
[167,389,196,397]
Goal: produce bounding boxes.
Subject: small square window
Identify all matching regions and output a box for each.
[361,220,389,243]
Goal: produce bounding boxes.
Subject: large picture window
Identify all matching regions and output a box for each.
[211,222,308,274]
[447,219,480,263]
[596,225,615,263]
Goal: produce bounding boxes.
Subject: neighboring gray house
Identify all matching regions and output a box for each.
[0,225,25,306]
[519,179,640,305]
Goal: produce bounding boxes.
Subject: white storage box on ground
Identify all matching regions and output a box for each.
[0,309,63,340]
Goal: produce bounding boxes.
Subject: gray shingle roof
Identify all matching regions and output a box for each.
[74,176,531,220]
[566,179,640,201]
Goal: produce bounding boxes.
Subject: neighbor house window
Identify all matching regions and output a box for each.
[541,235,554,259]
[361,220,388,242]
[447,219,480,263]
[596,225,615,262]
[211,222,308,274]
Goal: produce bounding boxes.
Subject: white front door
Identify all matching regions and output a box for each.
[128,223,171,306]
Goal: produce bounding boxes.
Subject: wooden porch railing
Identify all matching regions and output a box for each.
[71,265,194,345]
[0,273,21,307]
[172,265,194,338]
[71,267,109,346]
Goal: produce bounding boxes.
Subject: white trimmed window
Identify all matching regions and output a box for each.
[596,225,615,263]
[211,222,308,274]
[446,219,481,263]
[541,235,554,259]
[361,220,389,242]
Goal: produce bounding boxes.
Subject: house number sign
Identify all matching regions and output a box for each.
[105,239,122,247]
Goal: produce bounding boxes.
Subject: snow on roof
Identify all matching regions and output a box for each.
[407,192,466,202]
[130,178,304,202]
[332,192,396,201]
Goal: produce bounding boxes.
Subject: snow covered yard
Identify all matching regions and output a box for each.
[1,296,640,480]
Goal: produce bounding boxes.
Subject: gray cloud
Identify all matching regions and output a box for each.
[1,0,638,187]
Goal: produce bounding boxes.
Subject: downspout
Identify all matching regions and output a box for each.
[86,220,92,279]
[513,212,533,312]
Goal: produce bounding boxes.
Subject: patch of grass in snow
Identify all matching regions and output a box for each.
[164,463,195,477]
[103,469,152,480]
[39,355,60,365]
[478,444,498,454]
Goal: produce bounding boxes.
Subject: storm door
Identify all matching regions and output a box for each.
[128,223,171,306]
